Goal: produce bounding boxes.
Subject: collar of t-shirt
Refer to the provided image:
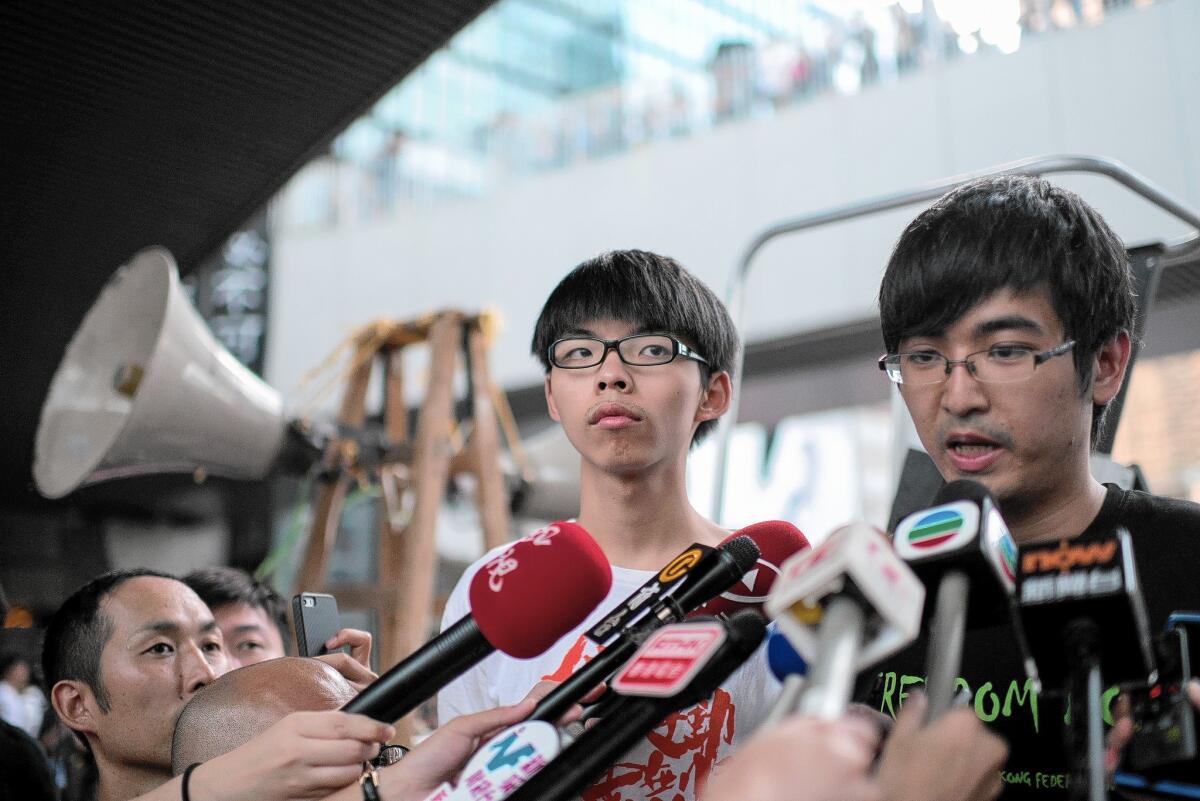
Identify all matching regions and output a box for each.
[1077,483,1127,539]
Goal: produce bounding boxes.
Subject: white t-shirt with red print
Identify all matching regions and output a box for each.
[437,544,780,801]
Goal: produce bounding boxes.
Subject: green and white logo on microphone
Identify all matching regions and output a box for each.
[894,501,980,559]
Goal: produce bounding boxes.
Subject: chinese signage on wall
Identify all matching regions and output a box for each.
[184,214,270,375]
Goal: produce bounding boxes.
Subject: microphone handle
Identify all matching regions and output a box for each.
[579,612,748,723]
[530,547,751,723]
[515,612,765,801]
[796,596,865,720]
[925,570,970,722]
[579,688,620,722]
[342,615,492,723]
[761,673,805,728]
[531,636,639,722]
[1065,620,1106,801]
[508,695,676,801]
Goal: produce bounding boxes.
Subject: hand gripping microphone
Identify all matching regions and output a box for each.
[766,522,925,720]
[505,611,768,801]
[528,532,760,723]
[1017,527,1155,801]
[343,521,611,723]
[892,479,1024,721]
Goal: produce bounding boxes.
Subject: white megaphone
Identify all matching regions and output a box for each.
[33,247,313,499]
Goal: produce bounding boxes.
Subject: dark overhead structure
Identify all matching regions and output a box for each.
[0,0,494,504]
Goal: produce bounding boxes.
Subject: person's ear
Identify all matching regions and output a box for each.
[695,371,732,423]
[51,680,100,739]
[544,375,561,422]
[1091,331,1131,406]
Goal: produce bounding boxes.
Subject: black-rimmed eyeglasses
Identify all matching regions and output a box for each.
[549,333,709,370]
[878,341,1076,386]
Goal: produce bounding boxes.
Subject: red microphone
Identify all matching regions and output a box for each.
[469,521,612,657]
[690,520,810,618]
[344,521,611,722]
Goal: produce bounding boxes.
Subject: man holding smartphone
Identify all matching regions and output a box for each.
[185,567,376,688]
[43,569,394,801]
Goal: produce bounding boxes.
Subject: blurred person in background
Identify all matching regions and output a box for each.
[0,652,47,738]
[0,586,56,801]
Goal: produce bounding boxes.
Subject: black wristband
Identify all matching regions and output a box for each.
[182,762,201,801]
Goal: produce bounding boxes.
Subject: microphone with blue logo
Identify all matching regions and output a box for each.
[892,479,1027,722]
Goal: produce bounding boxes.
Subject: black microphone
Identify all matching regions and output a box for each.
[580,521,810,724]
[892,479,1024,721]
[505,611,767,801]
[343,522,611,723]
[528,535,760,723]
[1017,527,1155,801]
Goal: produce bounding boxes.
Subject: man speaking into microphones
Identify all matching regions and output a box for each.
[438,251,794,801]
[866,175,1200,799]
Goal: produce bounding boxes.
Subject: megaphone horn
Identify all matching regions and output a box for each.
[33,247,294,499]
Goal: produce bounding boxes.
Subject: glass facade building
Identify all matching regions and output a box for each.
[276,0,1158,229]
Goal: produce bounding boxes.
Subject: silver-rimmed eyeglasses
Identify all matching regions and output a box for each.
[878,341,1076,385]
[549,333,709,370]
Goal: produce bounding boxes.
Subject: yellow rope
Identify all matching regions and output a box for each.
[292,319,395,418]
[290,309,507,452]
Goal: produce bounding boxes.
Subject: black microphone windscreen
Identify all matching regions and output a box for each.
[721,535,761,575]
[722,609,768,651]
[933,478,994,506]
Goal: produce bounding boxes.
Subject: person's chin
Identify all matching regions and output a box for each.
[589,444,654,474]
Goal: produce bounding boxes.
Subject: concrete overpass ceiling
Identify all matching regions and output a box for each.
[0,1,496,503]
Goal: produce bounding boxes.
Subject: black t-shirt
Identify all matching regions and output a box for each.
[859,485,1200,801]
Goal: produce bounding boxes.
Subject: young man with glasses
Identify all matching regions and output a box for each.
[436,250,780,801]
[865,175,1200,800]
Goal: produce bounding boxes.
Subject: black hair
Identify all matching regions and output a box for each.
[42,569,176,715]
[879,175,1134,446]
[183,567,291,654]
[531,249,739,445]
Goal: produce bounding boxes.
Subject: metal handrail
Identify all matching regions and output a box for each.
[709,154,1200,521]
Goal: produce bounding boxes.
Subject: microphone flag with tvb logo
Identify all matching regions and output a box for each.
[894,501,981,559]
[891,480,1021,626]
[908,508,967,548]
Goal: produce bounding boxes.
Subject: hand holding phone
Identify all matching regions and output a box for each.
[292,592,342,657]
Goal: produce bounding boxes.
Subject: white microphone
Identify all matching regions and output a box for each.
[766,522,925,719]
